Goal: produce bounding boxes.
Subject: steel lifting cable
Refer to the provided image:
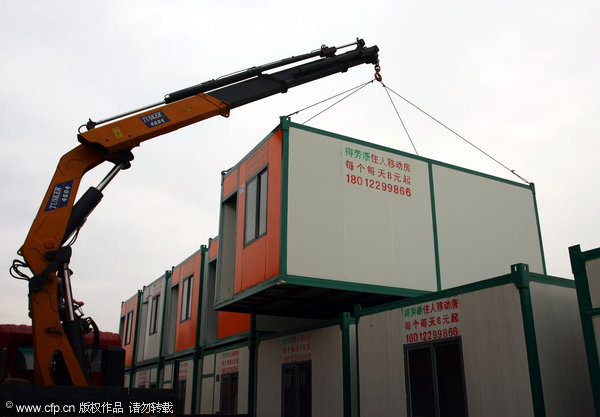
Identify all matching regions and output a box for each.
[286,65,418,155]
[285,80,375,124]
[286,65,530,185]
[380,83,530,184]
[382,84,419,155]
[373,64,419,155]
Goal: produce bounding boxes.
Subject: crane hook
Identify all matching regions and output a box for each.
[374,64,382,82]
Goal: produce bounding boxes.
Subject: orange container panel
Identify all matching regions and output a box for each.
[222,168,238,200]
[209,237,219,260]
[174,251,203,352]
[233,132,282,294]
[120,295,138,368]
[217,311,251,339]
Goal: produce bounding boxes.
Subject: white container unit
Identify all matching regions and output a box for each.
[357,264,593,417]
[217,119,546,317]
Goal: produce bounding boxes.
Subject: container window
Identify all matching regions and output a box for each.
[405,338,468,417]
[119,315,125,341]
[244,168,268,244]
[149,295,160,335]
[181,275,193,322]
[124,311,133,346]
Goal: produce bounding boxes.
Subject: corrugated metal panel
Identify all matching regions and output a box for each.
[358,309,407,417]
[530,281,594,417]
[433,165,544,287]
[459,284,534,417]
[135,296,148,364]
[200,376,214,414]
[256,336,281,417]
[586,258,600,308]
[202,353,215,375]
[286,126,436,291]
[142,276,165,361]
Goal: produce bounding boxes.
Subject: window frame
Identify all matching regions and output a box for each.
[180,275,194,322]
[149,294,160,335]
[124,311,133,346]
[244,167,268,246]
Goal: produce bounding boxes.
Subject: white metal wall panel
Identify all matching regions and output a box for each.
[200,376,214,414]
[286,127,437,291]
[136,299,148,363]
[202,353,215,375]
[150,367,157,386]
[358,309,407,417]
[134,369,149,388]
[200,354,215,414]
[311,327,344,417]
[162,363,173,385]
[256,326,344,417]
[585,257,600,308]
[529,282,594,417]
[143,277,165,361]
[286,126,543,292]
[432,165,543,288]
[459,284,534,417]
[256,337,282,417]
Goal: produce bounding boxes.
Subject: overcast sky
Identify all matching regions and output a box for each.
[1,1,599,333]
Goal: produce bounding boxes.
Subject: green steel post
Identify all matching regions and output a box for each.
[280,116,291,278]
[129,289,143,388]
[191,245,207,413]
[569,245,600,416]
[512,263,546,417]
[156,270,171,388]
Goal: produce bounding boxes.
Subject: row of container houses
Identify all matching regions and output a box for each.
[119,120,596,416]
